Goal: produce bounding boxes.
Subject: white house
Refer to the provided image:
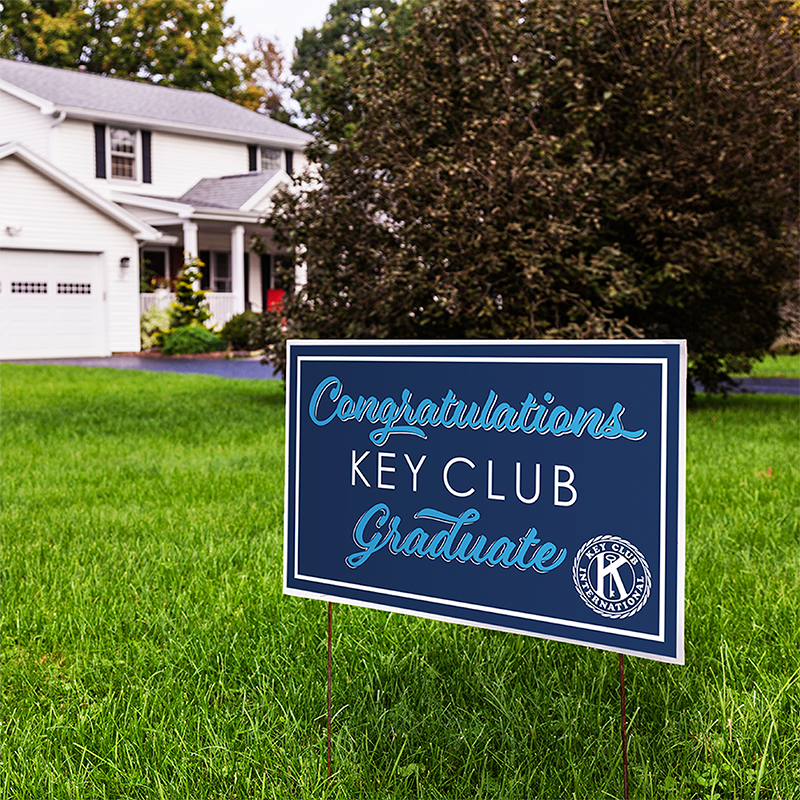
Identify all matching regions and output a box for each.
[0,58,312,359]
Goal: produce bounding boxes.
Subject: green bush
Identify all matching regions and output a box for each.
[140,305,172,350]
[220,311,259,351]
[161,325,224,356]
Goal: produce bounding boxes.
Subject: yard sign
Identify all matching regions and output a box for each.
[284,340,686,663]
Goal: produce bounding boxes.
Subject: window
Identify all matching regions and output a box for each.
[260,253,293,311]
[140,250,169,291]
[95,126,150,182]
[213,252,231,293]
[109,128,136,180]
[260,148,282,172]
[198,250,232,293]
[248,145,293,174]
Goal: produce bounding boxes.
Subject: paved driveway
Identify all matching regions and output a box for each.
[6,355,281,380]
[5,355,799,394]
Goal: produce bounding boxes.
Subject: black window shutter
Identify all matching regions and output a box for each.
[94,123,106,179]
[284,149,294,175]
[248,145,258,172]
[141,130,152,183]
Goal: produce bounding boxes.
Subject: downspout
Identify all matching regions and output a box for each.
[48,110,66,161]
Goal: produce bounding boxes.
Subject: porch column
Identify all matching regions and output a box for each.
[231,224,246,315]
[182,220,198,262]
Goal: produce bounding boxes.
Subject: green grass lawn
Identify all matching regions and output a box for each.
[737,353,800,379]
[2,365,798,799]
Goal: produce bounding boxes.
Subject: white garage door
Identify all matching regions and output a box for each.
[0,250,106,359]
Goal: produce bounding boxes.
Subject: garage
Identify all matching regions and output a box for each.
[0,249,106,359]
[1,143,165,359]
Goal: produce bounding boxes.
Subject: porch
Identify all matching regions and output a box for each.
[140,288,285,329]
[140,291,236,328]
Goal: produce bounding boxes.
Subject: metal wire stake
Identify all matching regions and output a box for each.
[619,653,629,800]
[327,601,333,781]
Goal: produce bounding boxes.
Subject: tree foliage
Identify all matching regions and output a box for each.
[1,0,251,101]
[170,262,211,329]
[233,34,292,122]
[290,0,405,125]
[264,0,799,390]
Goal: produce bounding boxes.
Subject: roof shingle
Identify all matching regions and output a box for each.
[0,59,311,145]
[179,171,280,209]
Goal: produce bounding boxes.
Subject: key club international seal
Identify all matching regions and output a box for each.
[573,535,652,619]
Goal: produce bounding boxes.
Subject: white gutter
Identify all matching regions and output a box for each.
[0,76,312,148]
[112,192,266,225]
[53,106,312,148]
[49,110,66,128]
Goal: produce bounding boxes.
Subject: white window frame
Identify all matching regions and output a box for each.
[199,250,233,293]
[108,127,140,182]
[259,146,283,172]
[211,251,232,293]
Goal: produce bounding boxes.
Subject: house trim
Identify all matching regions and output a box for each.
[0,141,163,242]
[240,170,289,212]
[112,191,267,224]
[0,78,56,115]
[57,107,308,147]
[0,73,311,148]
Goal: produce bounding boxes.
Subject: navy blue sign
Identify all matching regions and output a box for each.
[284,340,686,663]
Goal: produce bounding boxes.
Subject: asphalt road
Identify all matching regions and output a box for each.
[5,354,799,395]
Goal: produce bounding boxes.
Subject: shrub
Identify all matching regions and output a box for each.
[140,305,172,350]
[161,325,224,356]
[220,311,259,351]
[170,260,211,329]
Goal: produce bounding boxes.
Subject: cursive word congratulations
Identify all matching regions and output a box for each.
[345,503,567,573]
[309,376,646,445]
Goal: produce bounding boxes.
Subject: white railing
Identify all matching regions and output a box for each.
[140,291,238,328]
[140,290,173,315]
[206,293,237,327]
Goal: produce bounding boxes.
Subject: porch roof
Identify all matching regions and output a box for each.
[179,170,280,210]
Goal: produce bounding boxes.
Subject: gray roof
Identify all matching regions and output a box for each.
[0,58,312,145]
[179,171,279,209]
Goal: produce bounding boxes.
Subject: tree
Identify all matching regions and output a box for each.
[0,0,241,96]
[170,260,211,329]
[232,35,292,123]
[263,0,799,390]
[0,1,296,119]
[290,0,405,125]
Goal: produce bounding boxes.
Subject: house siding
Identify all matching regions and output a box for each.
[1,95,309,203]
[0,92,51,156]
[53,118,306,200]
[146,131,250,197]
[54,117,97,186]
[293,150,309,176]
[0,154,142,353]
[1,64,311,354]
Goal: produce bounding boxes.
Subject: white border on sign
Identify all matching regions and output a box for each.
[283,340,686,664]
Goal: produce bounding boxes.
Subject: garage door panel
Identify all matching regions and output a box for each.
[0,251,106,359]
